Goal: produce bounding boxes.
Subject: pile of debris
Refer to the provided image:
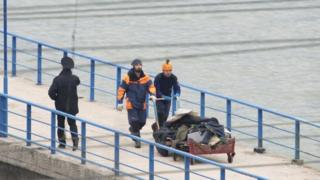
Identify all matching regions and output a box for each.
[152,109,231,156]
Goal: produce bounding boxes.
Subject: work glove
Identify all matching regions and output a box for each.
[174,94,180,101]
[117,103,124,112]
[149,95,157,101]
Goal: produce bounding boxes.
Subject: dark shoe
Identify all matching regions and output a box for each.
[58,138,66,149]
[135,131,141,148]
[72,138,79,151]
[135,141,141,148]
[129,128,141,148]
[58,144,66,149]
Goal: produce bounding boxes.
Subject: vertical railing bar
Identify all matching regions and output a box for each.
[50,112,56,154]
[11,36,16,77]
[172,90,177,116]
[220,167,225,180]
[226,99,231,131]
[115,67,121,109]
[81,122,86,164]
[149,144,155,180]
[254,109,265,153]
[63,51,68,58]
[90,60,95,102]
[114,132,120,176]
[184,156,190,180]
[37,44,42,85]
[26,104,31,146]
[200,92,205,118]
[0,95,8,137]
[292,120,303,165]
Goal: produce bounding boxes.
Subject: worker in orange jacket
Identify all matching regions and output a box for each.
[117,59,156,148]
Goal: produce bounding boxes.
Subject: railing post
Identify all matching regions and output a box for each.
[90,60,95,102]
[292,120,303,165]
[184,156,190,180]
[149,144,155,180]
[3,0,8,95]
[220,167,226,180]
[11,36,16,77]
[254,109,265,153]
[172,91,177,116]
[200,92,205,118]
[50,112,56,154]
[115,67,121,109]
[81,122,86,164]
[37,44,42,85]
[63,51,68,58]
[26,104,31,146]
[0,95,8,137]
[146,94,150,118]
[226,99,232,131]
[114,132,120,176]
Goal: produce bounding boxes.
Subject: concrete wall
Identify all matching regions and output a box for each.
[0,161,52,180]
[0,138,119,180]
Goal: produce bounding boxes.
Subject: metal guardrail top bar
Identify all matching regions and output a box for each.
[0,30,317,127]
[0,30,125,68]
[0,93,267,180]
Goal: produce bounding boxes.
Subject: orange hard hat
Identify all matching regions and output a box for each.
[162,59,173,71]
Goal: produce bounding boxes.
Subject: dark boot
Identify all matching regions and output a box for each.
[135,141,141,148]
[72,137,79,151]
[134,131,141,148]
[58,143,66,149]
[129,127,141,148]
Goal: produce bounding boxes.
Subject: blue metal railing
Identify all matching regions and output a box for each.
[0,31,319,163]
[0,93,266,180]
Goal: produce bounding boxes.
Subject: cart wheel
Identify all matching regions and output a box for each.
[173,153,177,161]
[227,153,233,163]
[191,158,195,165]
[227,153,235,163]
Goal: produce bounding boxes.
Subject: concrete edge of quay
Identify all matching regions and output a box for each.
[0,137,123,180]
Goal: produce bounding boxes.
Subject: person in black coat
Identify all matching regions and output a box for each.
[48,56,80,151]
[154,59,181,127]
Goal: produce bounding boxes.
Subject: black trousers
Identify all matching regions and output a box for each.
[57,115,78,144]
[156,100,171,127]
[128,108,147,136]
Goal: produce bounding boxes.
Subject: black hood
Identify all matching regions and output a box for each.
[59,68,72,76]
[61,56,74,69]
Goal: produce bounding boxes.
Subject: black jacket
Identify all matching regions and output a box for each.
[154,73,181,98]
[48,69,80,115]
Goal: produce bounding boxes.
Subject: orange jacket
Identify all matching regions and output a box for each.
[117,69,156,110]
